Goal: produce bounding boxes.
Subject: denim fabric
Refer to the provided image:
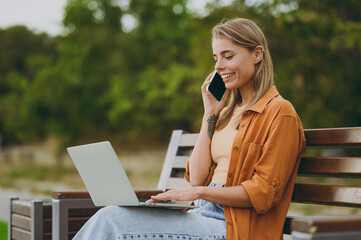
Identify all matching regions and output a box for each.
[188,183,225,221]
[73,183,226,240]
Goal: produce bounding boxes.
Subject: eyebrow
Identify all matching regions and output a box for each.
[213,50,234,58]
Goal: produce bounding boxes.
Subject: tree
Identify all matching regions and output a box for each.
[0,0,359,146]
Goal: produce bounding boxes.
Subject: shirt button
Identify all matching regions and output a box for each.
[227,222,232,226]
[234,147,238,151]
[244,112,248,116]
[240,124,245,127]
[228,174,233,178]
[273,183,277,187]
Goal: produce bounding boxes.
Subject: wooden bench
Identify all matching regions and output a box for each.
[8,197,52,240]
[8,127,361,240]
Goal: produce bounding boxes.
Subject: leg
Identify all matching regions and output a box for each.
[73,205,226,239]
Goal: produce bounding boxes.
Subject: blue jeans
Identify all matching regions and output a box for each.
[73,183,226,240]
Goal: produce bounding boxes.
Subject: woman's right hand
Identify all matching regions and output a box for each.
[201,72,230,116]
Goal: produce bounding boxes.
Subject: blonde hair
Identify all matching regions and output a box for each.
[212,18,274,130]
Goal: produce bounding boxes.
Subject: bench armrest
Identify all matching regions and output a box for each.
[52,190,164,200]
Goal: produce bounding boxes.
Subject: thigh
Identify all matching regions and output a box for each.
[74,205,226,240]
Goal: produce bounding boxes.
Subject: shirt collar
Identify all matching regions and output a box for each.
[249,86,279,114]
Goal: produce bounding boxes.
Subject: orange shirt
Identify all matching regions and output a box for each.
[185,86,306,240]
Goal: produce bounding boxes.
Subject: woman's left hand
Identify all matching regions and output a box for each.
[146,187,203,203]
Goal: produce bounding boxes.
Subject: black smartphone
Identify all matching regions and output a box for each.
[207,71,226,101]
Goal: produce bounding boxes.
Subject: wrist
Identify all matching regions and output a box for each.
[195,186,206,199]
[203,110,220,118]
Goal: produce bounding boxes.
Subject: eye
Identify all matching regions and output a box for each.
[225,55,233,60]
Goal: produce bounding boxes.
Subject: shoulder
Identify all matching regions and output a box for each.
[265,94,298,118]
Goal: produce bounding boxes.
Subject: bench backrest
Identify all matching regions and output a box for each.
[9,198,52,240]
[158,128,361,206]
[157,128,361,235]
[293,128,361,208]
[44,127,360,239]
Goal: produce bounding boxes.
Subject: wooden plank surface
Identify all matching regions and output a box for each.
[135,190,164,198]
[68,217,91,231]
[11,200,51,218]
[52,190,90,199]
[166,177,192,190]
[11,227,31,240]
[298,157,361,176]
[292,183,361,207]
[179,133,198,147]
[11,200,31,216]
[69,208,101,217]
[172,156,188,169]
[304,127,361,147]
[11,225,52,240]
[12,213,31,231]
[11,213,52,233]
[291,215,361,233]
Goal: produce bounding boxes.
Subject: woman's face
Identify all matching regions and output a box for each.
[212,37,258,92]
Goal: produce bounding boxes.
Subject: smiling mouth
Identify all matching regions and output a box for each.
[221,73,235,82]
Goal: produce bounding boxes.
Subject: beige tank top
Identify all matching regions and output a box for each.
[211,105,246,184]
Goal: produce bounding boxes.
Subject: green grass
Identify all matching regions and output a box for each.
[0,220,7,240]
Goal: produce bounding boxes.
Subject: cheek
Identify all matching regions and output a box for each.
[236,64,254,77]
[231,56,254,74]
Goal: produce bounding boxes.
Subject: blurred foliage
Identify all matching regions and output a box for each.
[0,163,77,188]
[0,0,360,147]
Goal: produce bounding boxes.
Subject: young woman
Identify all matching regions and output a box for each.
[73,18,306,240]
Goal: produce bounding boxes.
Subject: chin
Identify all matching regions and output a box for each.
[225,83,236,90]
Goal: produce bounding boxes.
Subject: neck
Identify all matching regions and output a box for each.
[238,86,255,107]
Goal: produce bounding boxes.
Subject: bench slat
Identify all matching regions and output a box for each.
[298,157,361,176]
[166,177,192,189]
[12,213,31,231]
[68,217,92,231]
[179,133,198,147]
[12,226,31,240]
[11,213,52,233]
[69,208,101,217]
[172,156,188,169]
[292,183,361,207]
[11,200,52,219]
[304,127,361,147]
[291,215,361,233]
[11,200,31,217]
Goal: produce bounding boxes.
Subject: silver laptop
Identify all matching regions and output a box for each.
[67,141,196,209]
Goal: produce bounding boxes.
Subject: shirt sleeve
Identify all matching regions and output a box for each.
[241,115,304,214]
[184,160,191,182]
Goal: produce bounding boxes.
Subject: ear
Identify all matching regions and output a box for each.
[254,45,264,64]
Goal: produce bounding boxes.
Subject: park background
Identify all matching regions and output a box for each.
[0,0,360,238]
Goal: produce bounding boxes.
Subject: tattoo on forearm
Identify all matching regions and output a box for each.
[207,114,219,139]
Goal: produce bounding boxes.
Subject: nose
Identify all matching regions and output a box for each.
[214,58,225,72]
